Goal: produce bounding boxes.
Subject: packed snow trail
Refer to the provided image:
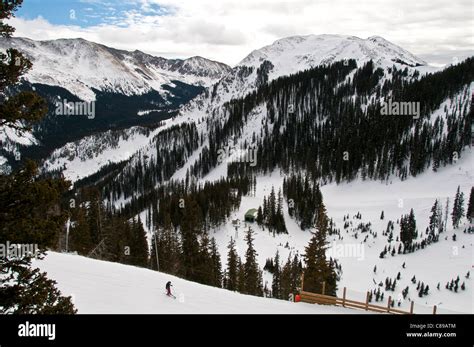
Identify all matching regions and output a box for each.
[35,252,365,314]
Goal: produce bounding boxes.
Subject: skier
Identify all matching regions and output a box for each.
[165,281,173,297]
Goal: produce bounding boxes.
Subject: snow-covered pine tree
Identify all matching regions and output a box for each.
[451,186,465,229]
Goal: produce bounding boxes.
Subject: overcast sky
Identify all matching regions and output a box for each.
[9,0,474,66]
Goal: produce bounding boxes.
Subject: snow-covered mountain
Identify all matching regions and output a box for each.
[0,37,233,173]
[43,34,455,185]
[0,37,232,101]
[116,34,444,191]
[180,34,437,118]
[239,34,426,76]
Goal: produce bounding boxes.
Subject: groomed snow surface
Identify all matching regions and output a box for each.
[34,252,362,314]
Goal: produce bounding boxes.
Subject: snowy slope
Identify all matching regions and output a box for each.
[34,252,363,314]
[156,90,473,314]
[0,37,232,102]
[38,34,442,183]
[0,124,38,174]
[41,126,161,182]
[321,150,473,314]
[194,149,473,314]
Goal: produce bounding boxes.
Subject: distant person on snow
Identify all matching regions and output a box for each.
[166,281,173,296]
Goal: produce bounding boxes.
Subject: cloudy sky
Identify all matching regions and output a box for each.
[9,0,474,66]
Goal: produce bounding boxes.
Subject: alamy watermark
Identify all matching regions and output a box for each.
[18,321,55,341]
[0,242,40,260]
[326,241,365,261]
[380,99,420,119]
[217,144,257,167]
[55,98,95,119]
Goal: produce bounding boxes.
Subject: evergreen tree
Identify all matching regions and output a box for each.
[400,209,417,247]
[237,258,246,293]
[303,203,337,295]
[429,199,440,234]
[128,217,149,267]
[451,186,465,228]
[271,251,281,299]
[0,256,76,314]
[280,255,292,299]
[290,254,303,294]
[243,227,263,296]
[209,237,223,288]
[197,231,213,285]
[467,187,474,223]
[180,199,202,282]
[444,198,450,231]
[225,237,238,291]
[68,206,93,255]
[436,200,444,233]
[256,206,263,225]
[153,213,181,275]
[0,2,76,313]
[0,2,46,130]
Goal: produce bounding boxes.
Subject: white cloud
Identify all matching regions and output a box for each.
[8,0,474,66]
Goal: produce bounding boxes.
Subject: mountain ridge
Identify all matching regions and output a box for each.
[0,36,232,101]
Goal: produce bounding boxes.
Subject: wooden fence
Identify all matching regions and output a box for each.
[298,274,437,314]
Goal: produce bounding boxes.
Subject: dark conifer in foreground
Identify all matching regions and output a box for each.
[0,1,75,314]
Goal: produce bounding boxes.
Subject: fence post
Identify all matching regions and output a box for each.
[433,305,437,314]
[387,296,392,313]
[365,291,370,310]
[322,281,326,295]
[410,301,414,314]
[342,287,347,307]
